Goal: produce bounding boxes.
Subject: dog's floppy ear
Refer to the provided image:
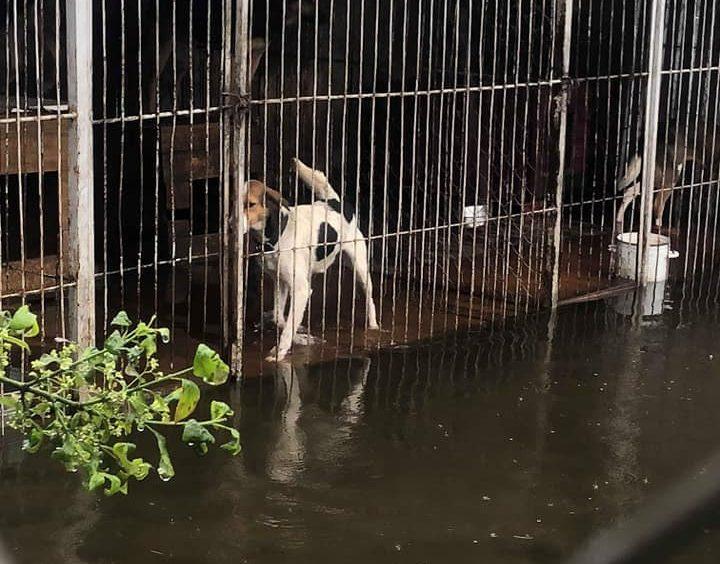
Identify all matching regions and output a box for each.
[249,38,267,85]
[264,186,289,208]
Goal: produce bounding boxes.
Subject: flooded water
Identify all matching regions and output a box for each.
[3,285,720,563]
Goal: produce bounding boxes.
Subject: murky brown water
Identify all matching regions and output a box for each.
[3,284,720,563]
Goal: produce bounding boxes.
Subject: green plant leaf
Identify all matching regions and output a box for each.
[210,400,234,421]
[110,311,132,327]
[51,438,80,470]
[23,427,44,454]
[148,426,175,481]
[158,328,171,343]
[220,427,241,456]
[9,305,39,337]
[140,335,157,357]
[35,353,59,368]
[128,394,150,421]
[2,334,30,350]
[31,402,51,417]
[182,419,215,455]
[88,471,106,492]
[103,473,124,496]
[135,322,152,337]
[192,344,230,385]
[68,410,88,426]
[174,379,201,422]
[149,393,171,417]
[0,396,18,410]
[80,347,105,366]
[111,443,151,481]
[104,330,125,354]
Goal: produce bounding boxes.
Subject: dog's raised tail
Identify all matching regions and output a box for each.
[293,158,341,202]
[617,154,642,193]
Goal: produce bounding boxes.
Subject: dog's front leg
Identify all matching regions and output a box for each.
[266,279,310,362]
[274,282,289,329]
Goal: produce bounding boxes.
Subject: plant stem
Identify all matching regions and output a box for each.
[146,416,227,428]
[26,349,108,387]
[74,368,193,408]
[145,420,182,427]
[0,374,81,407]
[126,368,193,394]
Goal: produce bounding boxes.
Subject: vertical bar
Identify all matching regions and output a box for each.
[11,0,27,301]
[101,0,109,329]
[169,1,177,364]
[118,0,126,312]
[550,0,574,309]
[221,0,232,352]
[66,0,96,347]
[136,0,146,320]
[198,0,207,336]
[639,0,666,284]
[402,1,426,341]
[230,0,250,375]
[55,0,67,337]
[33,1,46,338]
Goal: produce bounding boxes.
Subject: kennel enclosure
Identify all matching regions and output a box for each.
[0,0,718,382]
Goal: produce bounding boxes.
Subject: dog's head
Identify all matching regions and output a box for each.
[243,180,288,235]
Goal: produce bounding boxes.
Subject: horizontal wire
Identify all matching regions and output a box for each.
[246,72,651,106]
[0,112,75,125]
[91,105,227,125]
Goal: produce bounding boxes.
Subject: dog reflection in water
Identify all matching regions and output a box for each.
[266,357,371,484]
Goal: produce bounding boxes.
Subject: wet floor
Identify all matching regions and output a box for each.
[3,284,720,563]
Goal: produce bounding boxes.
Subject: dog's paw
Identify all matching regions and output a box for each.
[293,333,324,346]
[367,322,381,331]
[265,347,289,362]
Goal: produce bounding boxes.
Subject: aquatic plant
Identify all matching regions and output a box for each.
[0,307,240,496]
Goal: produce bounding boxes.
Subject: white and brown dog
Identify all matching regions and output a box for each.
[244,158,380,361]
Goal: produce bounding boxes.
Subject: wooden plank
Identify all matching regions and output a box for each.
[0,120,70,175]
[160,122,221,209]
[231,2,250,376]
[0,120,70,298]
[557,281,636,307]
[65,0,96,346]
[1,256,61,297]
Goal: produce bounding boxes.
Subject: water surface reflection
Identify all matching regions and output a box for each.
[2,296,720,563]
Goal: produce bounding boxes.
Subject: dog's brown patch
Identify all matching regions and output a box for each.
[244,180,288,232]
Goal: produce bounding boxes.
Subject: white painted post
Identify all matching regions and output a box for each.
[551,0,574,309]
[639,0,666,284]
[66,1,96,347]
[230,0,250,376]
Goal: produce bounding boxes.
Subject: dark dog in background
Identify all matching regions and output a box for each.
[618,118,720,229]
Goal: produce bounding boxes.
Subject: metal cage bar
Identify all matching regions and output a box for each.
[0,0,719,393]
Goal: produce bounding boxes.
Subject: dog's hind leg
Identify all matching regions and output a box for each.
[653,158,684,228]
[343,237,380,330]
[267,278,310,362]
